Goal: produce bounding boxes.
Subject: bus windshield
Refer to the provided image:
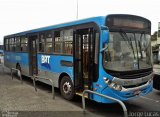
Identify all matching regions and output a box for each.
[103,31,152,71]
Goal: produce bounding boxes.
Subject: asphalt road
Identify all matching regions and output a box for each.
[0,66,160,117]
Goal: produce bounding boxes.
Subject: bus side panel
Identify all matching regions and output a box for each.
[4,52,30,76]
[37,54,73,87]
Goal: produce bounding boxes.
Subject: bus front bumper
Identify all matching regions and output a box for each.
[99,80,153,103]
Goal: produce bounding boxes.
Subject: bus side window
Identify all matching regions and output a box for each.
[15,37,21,52]
[20,36,28,52]
[54,31,62,54]
[46,32,53,53]
[4,38,8,51]
[39,33,45,52]
[63,29,73,55]
[54,29,73,55]
[9,37,15,52]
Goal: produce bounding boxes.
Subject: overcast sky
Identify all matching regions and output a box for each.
[0,0,160,44]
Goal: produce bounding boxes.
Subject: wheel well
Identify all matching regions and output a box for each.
[16,63,21,71]
[16,63,20,68]
[58,73,70,87]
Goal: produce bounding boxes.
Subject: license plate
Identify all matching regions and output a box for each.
[134,90,141,95]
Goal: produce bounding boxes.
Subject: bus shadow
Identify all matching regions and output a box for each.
[6,72,59,93]
[75,94,151,117]
[4,72,144,116]
[70,96,142,117]
[154,90,160,96]
[20,75,61,96]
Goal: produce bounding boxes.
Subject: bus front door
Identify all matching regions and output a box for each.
[74,28,95,92]
[28,35,38,76]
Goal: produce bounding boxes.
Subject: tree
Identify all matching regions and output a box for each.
[151,31,157,41]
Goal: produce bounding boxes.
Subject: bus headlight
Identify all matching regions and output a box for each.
[104,77,111,85]
[103,77,122,91]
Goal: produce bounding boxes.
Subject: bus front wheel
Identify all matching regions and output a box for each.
[60,76,74,100]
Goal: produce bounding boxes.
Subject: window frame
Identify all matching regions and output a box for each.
[20,36,28,52]
[15,36,21,52]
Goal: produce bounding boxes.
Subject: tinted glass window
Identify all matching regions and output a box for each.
[54,29,73,55]
[21,36,28,52]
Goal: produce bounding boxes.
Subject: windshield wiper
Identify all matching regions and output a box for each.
[133,33,139,69]
[138,32,144,59]
[138,32,151,64]
[119,30,136,59]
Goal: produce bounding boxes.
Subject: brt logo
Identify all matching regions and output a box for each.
[41,55,51,69]
[41,55,50,64]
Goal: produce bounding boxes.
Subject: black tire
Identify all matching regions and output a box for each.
[60,76,75,100]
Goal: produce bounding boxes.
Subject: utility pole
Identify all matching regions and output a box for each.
[76,0,79,19]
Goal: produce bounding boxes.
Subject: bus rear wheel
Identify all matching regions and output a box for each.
[60,76,75,100]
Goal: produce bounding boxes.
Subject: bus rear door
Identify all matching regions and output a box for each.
[28,34,38,76]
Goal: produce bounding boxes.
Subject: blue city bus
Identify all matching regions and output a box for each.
[4,14,153,103]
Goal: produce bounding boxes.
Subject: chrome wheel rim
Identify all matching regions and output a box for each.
[63,82,71,94]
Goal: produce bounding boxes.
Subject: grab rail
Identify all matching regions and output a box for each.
[32,75,55,100]
[0,63,4,74]
[11,68,23,84]
[82,90,128,117]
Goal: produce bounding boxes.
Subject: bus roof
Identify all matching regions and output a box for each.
[4,14,150,38]
[4,16,106,38]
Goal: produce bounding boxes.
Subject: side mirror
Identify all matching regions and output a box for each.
[101,27,109,44]
[101,26,108,30]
